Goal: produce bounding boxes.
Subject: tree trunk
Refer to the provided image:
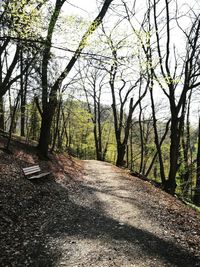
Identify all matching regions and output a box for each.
[6,92,20,151]
[38,105,55,157]
[116,143,126,166]
[149,87,166,185]
[181,94,191,198]
[0,96,4,130]
[139,99,144,173]
[145,119,170,177]
[20,102,25,136]
[0,54,3,130]
[93,124,102,160]
[165,116,179,194]
[20,51,28,137]
[130,125,134,171]
[165,91,187,195]
[97,101,103,160]
[193,117,200,205]
[51,98,62,152]
[30,102,38,141]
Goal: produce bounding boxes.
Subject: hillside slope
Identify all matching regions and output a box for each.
[0,138,199,266]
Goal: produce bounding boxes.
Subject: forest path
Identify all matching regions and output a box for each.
[1,142,199,267]
[54,160,199,267]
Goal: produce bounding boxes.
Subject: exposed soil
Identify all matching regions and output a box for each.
[0,137,200,266]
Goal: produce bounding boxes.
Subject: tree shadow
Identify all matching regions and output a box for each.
[44,182,200,267]
[1,167,200,266]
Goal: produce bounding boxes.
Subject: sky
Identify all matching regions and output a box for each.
[52,0,200,124]
[62,0,97,18]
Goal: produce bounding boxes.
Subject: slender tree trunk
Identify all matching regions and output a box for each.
[6,92,20,150]
[102,123,111,161]
[142,121,148,175]
[145,119,170,177]
[51,98,62,152]
[181,93,191,197]
[139,98,144,173]
[193,117,200,205]
[20,104,26,136]
[93,90,103,161]
[20,51,28,137]
[0,96,4,130]
[0,55,4,130]
[126,143,129,168]
[94,124,101,160]
[149,87,166,185]
[130,125,134,171]
[30,102,38,141]
[97,101,103,160]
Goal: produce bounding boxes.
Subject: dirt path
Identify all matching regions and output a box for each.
[53,160,200,267]
[1,157,199,267]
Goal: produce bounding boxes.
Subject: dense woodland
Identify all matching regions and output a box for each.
[1,0,200,206]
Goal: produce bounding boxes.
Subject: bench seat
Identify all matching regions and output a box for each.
[22,165,51,180]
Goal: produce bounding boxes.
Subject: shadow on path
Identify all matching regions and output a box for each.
[1,163,200,266]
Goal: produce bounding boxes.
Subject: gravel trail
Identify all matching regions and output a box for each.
[54,160,200,267]
[1,158,199,267]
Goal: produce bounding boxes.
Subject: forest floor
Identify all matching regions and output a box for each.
[0,136,200,267]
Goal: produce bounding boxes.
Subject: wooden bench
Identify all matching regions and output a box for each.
[22,165,51,180]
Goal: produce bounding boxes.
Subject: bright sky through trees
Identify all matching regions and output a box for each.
[61,0,200,123]
[63,0,97,17]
